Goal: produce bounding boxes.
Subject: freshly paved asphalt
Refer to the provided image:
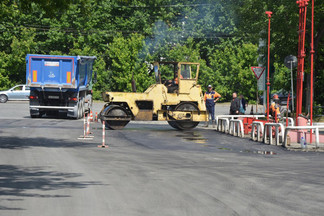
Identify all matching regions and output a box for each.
[0,101,323,216]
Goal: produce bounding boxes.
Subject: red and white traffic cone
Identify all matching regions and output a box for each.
[95,112,98,122]
[98,120,108,148]
[90,110,93,122]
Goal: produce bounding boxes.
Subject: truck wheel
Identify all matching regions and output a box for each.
[0,94,8,103]
[79,98,85,119]
[75,101,82,119]
[30,111,41,118]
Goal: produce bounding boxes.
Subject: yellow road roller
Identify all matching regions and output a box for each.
[100,61,207,130]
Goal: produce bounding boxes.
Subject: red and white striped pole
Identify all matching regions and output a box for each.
[95,112,98,122]
[265,11,272,122]
[78,112,94,140]
[86,115,90,136]
[98,120,108,148]
[83,113,86,138]
[102,120,105,146]
[309,0,314,143]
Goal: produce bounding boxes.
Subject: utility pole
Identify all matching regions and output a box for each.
[265,11,272,122]
[296,0,309,123]
[310,0,315,142]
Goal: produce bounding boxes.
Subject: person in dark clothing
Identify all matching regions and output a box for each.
[239,94,247,114]
[230,92,240,115]
[204,85,221,127]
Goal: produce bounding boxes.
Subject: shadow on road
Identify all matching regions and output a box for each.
[0,136,95,149]
[0,165,102,211]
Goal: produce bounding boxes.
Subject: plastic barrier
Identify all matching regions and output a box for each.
[217,118,230,133]
[229,119,244,138]
[263,123,285,145]
[251,121,264,142]
[215,115,265,126]
[283,117,294,126]
[283,126,324,148]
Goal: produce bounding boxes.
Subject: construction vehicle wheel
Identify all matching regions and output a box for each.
[101,105,130,130]
[168,102,200,130]
[167,121,181,130]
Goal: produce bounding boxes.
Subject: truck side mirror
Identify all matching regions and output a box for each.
[93,72,97,84]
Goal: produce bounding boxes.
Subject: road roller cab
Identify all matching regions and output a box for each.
[100,62,207,130]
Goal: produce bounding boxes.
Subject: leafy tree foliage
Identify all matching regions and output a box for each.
[107,33,154,92]
[0,0,323,107]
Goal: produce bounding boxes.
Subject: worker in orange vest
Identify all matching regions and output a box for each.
[204,85,221,127]
[269,94,281,122]
[174,73,183,85]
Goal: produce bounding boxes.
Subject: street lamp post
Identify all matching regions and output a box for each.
[265,11,272,122]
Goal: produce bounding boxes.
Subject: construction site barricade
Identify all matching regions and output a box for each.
[263,123,285,146]
[215,115,265,126]
[229,119,244,138]
[283,126,324,148]
[283,117,295,126]
[217,118,230,133]
[251,121,264,142]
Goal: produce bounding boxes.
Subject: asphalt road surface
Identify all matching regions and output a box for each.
[0,101,323,216]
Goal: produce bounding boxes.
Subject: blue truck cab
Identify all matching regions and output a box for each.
[26,54,96,119]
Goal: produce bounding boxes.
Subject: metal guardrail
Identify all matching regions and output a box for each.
[263,123,285,146]
[217,118,229,133]
[313,122,324,126]
[251,121,264,142]
[229,119,244,138]
[283,117,294,126]
[283,126,324,148]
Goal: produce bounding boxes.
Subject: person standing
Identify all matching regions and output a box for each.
[204,85,221,127]
[239,94,247,114]
[230,92,240,115]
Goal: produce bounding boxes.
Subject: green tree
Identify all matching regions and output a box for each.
[107,33,154,92]
[209,41,258,101]
[0,28,37,90]
[0,0,323,107]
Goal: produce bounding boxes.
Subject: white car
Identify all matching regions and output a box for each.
[0,85,30,103]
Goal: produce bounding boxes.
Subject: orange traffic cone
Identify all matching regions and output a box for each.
[90,110,93,122]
